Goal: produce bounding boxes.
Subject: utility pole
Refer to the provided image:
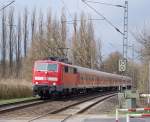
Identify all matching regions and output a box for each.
[148,60,150,94]
[123,0,128,64]
[121,1,128,81]
[132,44,135,89]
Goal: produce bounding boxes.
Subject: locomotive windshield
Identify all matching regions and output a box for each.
[35,63,57,71]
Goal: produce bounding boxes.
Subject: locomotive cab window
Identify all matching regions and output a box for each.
[47,64,57,71]
[35,63,57,71]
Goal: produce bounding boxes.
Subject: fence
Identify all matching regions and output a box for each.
[116,108,150,122]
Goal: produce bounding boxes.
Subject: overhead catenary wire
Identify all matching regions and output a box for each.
[0,0,15,11]
[60,1,105,25]
[84,0,125,8]
[62,18,105,24]
[81,0,124,35]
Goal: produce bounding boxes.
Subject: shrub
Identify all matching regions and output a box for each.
[0,79,32,99]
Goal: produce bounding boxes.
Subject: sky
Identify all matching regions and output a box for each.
[1,0,150,58]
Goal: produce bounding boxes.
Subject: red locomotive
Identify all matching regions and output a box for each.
[32,57,132,98]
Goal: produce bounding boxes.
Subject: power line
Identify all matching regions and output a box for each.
[84,0,125,8]
[62,18,105,24]
[81,0,124,35]
[0,0,15,11]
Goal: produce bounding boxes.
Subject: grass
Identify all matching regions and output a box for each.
[0,79,33,100]
[0,97,38,105]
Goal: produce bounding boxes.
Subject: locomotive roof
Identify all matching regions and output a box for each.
[35,60,131,81]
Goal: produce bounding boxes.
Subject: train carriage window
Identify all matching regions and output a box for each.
[92,77,94,81]
[69,67,73,73]
[64,66,68,73]
[73,68,77,74]
[80,75,83,81]
[81,75,84,81]
[97,77,99,81]
[94,77,96,81]
[86,76,88,81]
[90,76,92,81]
[83,75,85,81]
[82,76,84,81]
[66,67,77,74]
[84,75,86,81]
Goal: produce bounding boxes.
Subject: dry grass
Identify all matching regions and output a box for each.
[0,79,32,99]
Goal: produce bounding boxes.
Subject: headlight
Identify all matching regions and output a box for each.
[53,82,56,86]
[35,82,38,84]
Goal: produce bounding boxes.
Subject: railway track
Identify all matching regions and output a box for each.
[28,92,116,122]
[0,92,102,115]
[0,99,50,114]
[0,91,117,121]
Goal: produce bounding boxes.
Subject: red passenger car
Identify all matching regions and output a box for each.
[32,59,132,98]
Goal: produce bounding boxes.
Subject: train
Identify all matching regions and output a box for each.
[32,57,132,98]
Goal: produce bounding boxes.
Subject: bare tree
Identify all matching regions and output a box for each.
[47,9,52,37]
[8,7,15,74]
[134,26,150,92]
[134,27,150,61]
[102,51,123,74]
[45,9,53,55]
[96,39,102,70]
[23,8,28,57]
[39,11,44,41]
[16,15,22,78]
[87,18,97,69]
[72,14,78,64]
[1,10,7,77]
[72,13,88,67]
[72,13,98,69]
[61,8,67,46]
[31,8,36,43]
[51,17,62,56]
